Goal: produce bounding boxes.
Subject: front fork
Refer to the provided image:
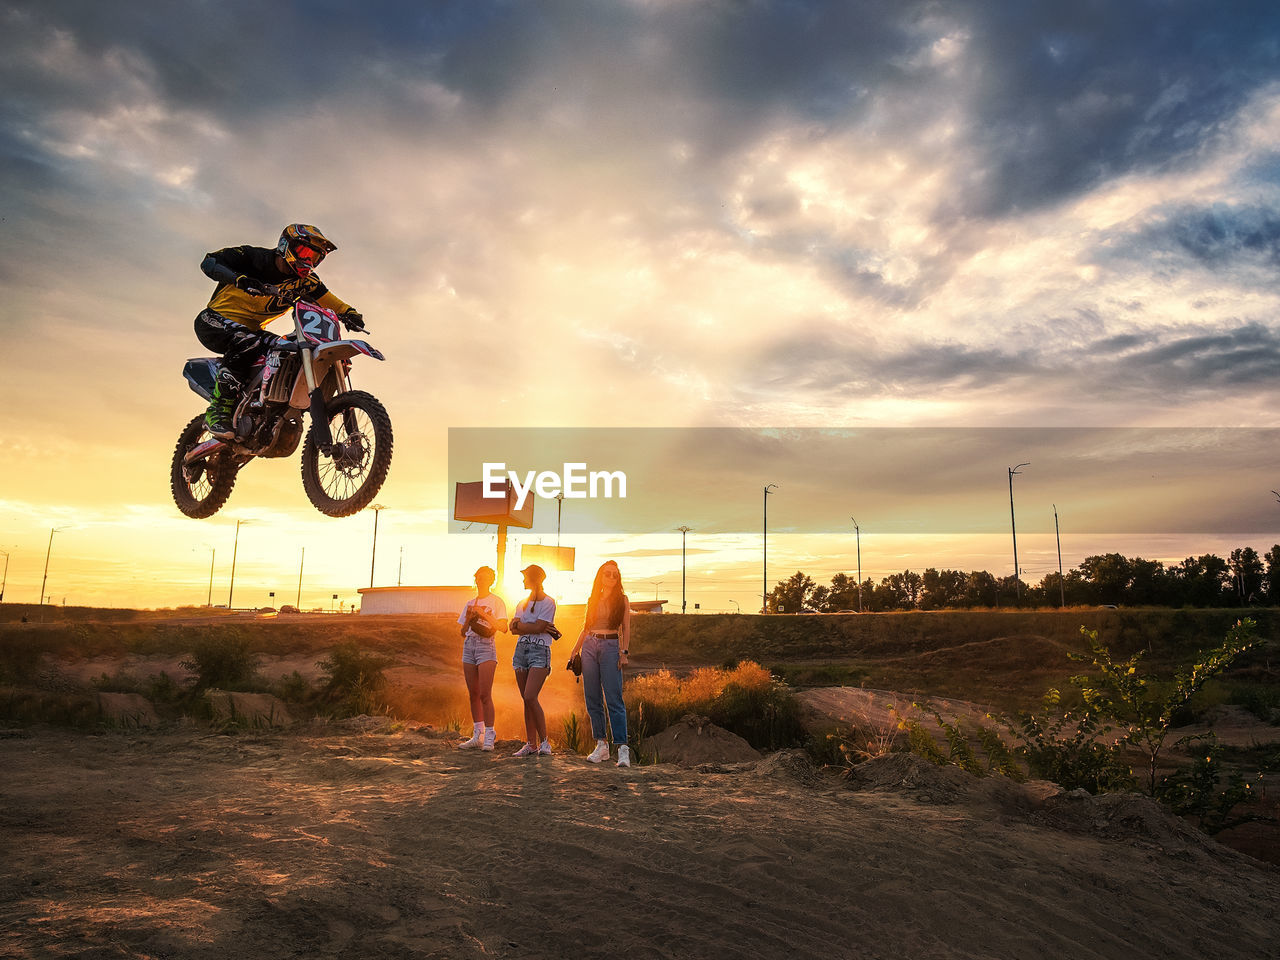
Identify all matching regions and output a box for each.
[293,317,355,457]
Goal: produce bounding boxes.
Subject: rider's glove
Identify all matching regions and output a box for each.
[340,311,365,333]
[235,275,277,298]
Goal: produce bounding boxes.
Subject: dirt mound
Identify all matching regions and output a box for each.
[204,691,294,726]
[847,754,1063,816]
[846,753,977,804]
[96,692,158,728]
[641,714,760,766]
[750,748,829,787]
[1034,789,1226,856]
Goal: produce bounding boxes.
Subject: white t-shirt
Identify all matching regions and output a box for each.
[457,593,507,640]
[511,595,557,645]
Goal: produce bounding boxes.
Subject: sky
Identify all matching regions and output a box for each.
[3,0,1280,612]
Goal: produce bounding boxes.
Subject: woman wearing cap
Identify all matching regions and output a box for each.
[456,566,507,751]
[568,560,632,767]
[509,564,557,757]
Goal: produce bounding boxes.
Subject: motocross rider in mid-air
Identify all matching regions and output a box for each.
[194,223,365,439]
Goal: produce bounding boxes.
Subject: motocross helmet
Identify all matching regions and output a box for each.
[277,223,337,277]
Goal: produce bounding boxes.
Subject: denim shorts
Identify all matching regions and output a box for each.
[462,635,497,665]
[512,639,551,671]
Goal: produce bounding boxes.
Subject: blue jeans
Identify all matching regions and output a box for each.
[581,633,626,742]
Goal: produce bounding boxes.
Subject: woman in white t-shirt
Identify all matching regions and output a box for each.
[456,566,508,751]
[509,564,557,757]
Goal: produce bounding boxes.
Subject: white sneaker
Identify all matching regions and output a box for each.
[513,743,537,757]
[457,733,482,750]
[587,741,610,763]
[538,739,553,756]
[617,745,631,768]
[482,729,495,751]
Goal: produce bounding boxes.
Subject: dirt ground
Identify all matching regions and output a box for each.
[2,727,1277,960]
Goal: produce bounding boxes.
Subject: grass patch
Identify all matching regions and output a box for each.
[625,661,805,751]
[770,662,870,688]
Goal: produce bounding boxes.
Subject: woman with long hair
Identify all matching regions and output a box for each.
[568,560,632,767]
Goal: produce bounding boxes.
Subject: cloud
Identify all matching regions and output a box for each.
[1163,203,1280,265]
[743,319,1280,413]
[959,0,1280,215]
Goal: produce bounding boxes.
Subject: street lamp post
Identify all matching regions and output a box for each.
[297,547,305,609]
[1054,503,1065,608]
[728,599,740,614]
[369,504,386,589]
[205,545,215,607]
[763,483,777,613]
[228,519,252,610]
[0,549,9,603]
[1008,463,1029,601]
[851,517,862,613]
[676,526,692,614]
[40,527,63,608]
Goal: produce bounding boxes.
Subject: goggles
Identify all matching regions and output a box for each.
[293,243,324,267]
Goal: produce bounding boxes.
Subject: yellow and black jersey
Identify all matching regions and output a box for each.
[201,245,356,331]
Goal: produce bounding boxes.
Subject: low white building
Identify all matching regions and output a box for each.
[357,585,473,615]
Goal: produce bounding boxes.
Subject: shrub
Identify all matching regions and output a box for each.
[903,718,946,764]
[317,643,392,716]
[1160,733,1265,834]
[0,632,47,685]
[709,677,805,751]
[1071,620,1257,794]
[808,700,907,770]
[274,670,313,704]
[180,631,259,690]
[92,670,143,694]
[1001,690,1130,793]
[148,671,180,703]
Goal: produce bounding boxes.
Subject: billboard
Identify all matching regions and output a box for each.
[520,544,576,572]
[453,479,534,528]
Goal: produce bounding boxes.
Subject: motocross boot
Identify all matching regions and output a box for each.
[204,368,241,440]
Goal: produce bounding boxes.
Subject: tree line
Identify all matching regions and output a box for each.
[766,545,1280,612]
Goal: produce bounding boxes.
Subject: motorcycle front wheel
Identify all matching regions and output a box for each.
[171,414,238,518]
[300,390,394,517]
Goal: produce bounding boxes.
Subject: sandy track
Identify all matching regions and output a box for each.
[1,729,1277,960]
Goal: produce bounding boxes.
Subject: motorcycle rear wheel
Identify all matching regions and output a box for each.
[300,390,393,517]
[171,414,238,518]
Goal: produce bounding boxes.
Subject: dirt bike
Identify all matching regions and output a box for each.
[171,297,393,519]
